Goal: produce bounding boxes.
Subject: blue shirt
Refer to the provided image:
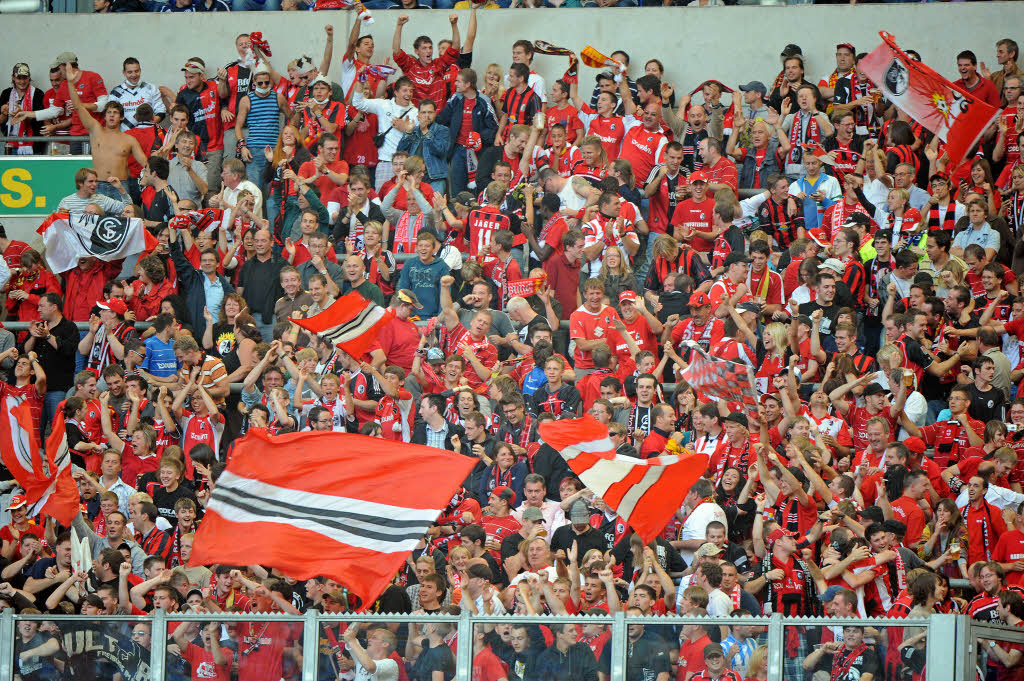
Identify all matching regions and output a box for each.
[397,257,449,318]
[203,275,227,323]
[142,336,180,378]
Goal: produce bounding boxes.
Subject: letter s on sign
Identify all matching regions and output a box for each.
[1,168,32,209]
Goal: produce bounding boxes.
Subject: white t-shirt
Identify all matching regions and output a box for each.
[677,501,727,564]
[352,655,399,681]
[706,588,734,617]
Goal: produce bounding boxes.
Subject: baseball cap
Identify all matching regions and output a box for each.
[738,81,767,96]
[724,252,750,267]
[929,172,951,184]
[491,485,516,506]
[883,519,907,536]
[818,584,845,602]
[466,564,493,581]
[522,506,544,522]
[841,213,871,229]
[836,43,856,53]
[619,290,637,304]
[323,589,349,604]
[704,643,725,659]
[861,383,886,397]
[780,44,803,58]
[818,258,845,274]
[570,500,590,524]
[181,60,205,74]
[737,301,761,314]
[724,412,748,429]
[309,74,332,89]
[426,347,445,363]
[6,494,26,511]
[185,588,204,603]
[13,64,30,78]
[453,191,479,210]
[97,298,128,316]
[807,228,829,248]
[688,291,711,308]
[695,542,725,558]
[767,527,797,546]
[904,436,926,455]
[54,52,78,66]
[688,170,708,184]
[396,289,423,309]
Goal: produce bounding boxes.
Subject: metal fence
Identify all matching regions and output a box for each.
[0,609,966,681]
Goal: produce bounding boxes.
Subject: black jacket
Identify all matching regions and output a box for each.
[170,238,235,335]
[411,420,468,454]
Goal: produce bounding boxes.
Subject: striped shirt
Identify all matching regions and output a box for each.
[179,353,228,405]
[500,87,541,143]
[244,91,282,149]
[57,191,128,215]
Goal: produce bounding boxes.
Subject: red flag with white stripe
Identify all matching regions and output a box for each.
[859,31,999,166]
[538,416,709,543]
[0,395,77,525]
[189,428,477,606]
[292,292,394,359]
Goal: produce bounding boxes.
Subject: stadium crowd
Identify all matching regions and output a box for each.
[2,9,1024,681]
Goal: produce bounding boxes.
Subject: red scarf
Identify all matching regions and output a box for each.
[788,111,820,163]
[831,643,868,681]
[928,201,958,233]
[392,212,424,254]
[6,86,35,149]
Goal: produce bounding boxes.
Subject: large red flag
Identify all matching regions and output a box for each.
[0,395,78,525]
[859,31,999,166]
[190,429,477,607]
[291,292,394,359]
[538,416,709,544]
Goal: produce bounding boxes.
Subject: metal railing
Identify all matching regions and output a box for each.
[0,610,956,681]
[0,135,89,144]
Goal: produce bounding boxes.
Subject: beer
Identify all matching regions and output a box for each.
[950,539,961,561]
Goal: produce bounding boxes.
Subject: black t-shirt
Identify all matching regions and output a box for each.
[968,384,1006,423]
[408,640,456,681]
[149,484,200,526]
[550,525,606,565]
[798,300,842,337]
[598,634,671,681]
[815,645,881,679]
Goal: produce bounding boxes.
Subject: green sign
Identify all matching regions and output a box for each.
[0,156,93,217]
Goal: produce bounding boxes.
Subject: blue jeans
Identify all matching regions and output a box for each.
[231,0,281,9]
[75,328,88,374]
[252,311,275,343]
[43,390,65,440]
[449,148,469,197]
[429,178,447,195]
[245,155,269,200]
[95,181,125,202]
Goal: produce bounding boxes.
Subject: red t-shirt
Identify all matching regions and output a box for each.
[343,105,379,167]
[546,104,584,144]
[455,95,476,147]
[472,647,507,681]
[51,71,107,135]
[298,159,350,200]
[569,305,621,369]
[673,197,716,252]
[445,325,498,390]
[890,495,926,545]
[993,530,1024,587]
[183,642,233,681]
[677,635,713,681]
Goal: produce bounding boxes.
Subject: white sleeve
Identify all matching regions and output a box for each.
[0,258,10,291]
[33,106,63,121]
[740,192,768,217]
[622,114,642,131]
[94,95,108,109]
[149,84,167,116]
[577,109,596,131]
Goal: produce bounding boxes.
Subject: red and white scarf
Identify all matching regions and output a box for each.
[831,643,868,681]
[6,86,35,151]
[392,212,424,254]
[788,111,820,164]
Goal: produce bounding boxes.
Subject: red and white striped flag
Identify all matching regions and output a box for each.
[538,416,709,543]
[292,292,394,359]
[190,428,477,606]
[859,31,999,166]
[0,395,77,525]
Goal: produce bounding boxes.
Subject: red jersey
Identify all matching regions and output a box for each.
[577,104,625,160]
[844,405,897,452]
[569,305,621,369]
[890,495,926,545]
[708,278,752,312]
[445,326,498,390]
[919,417,984,468]
[393,47,461,106]
[677,635,713,681]
[51,71,107,135]
[961,499,1008,564]
[745,266,783,305]
[238,622,297,681]
[343,105,379,167]
[673,197,716,252]
[183,642,233,681]
[472,647,507,681]
[994,530,1024,587]
[466,205,511,260]
[645,167,688,235]
[671,316,725,354]
[619,117,669,188]
[546,104,584,144]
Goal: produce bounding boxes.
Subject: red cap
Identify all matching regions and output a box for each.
[491,486,516,505]
[619,290,637,303]
[807,228,829,248]
[904,436,926,455]
[688,291,711,308]
[767,527,797,546]
[7,494,27,511]
[97,298,128,316]
[689,170,708,183]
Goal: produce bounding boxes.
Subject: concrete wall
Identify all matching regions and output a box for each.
[0,2,1022,243]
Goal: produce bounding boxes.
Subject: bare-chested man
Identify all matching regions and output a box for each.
[65,65,148,203]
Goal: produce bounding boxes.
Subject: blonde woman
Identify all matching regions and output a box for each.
[596,245,639,303]
[873,187,922,249]
[938,259,967,296]
[483,64,504,115]
[745,645,769,680]
[575,135,610,181]
[755,322,789,394]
